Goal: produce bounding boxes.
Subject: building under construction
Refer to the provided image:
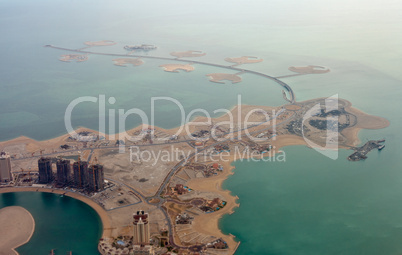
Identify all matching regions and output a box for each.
[73,161,88,189]
[0,152,12,183]
[38,157,54,184]
[56,159,71,186]
[87,164,104,192]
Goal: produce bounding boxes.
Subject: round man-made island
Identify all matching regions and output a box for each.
[0,206,35,255]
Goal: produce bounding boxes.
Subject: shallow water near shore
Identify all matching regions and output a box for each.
[0,192,102,255]
[1,0,402,254]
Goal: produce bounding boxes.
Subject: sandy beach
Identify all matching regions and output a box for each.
[289,65,330,74]
[0,188,112,238]
[206,73,242,84]
[0,99,391,254]
[159,63,194,72]
[0,206,35,255]
[224,56,263,65]
[112,58,144,67]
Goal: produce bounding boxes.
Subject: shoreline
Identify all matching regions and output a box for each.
[12,207,35,255]
[0,187,112,238]
[0,99,390,254]
[0,102,282,143]
[0,206,35,255]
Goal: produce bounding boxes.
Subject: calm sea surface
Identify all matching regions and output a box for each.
[0,192,102,255]
[1,0,402,254]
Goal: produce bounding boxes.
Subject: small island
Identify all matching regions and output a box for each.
[225,56,263,65]
[59,54,88,62]
[206,73,242,84]
[112,58,144,67]
[289,65,330,74]
[170,50,206,58]
[159,64,194,73]
[0,206,35,255]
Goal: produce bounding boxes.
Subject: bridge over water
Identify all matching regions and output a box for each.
[46,45,296,103]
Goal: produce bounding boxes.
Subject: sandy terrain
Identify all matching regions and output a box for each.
[0,99,390,254]
[289,65,330,74]
[112,58,144,67]
[224,56,263,65]
[159,64,194,73]
[170,50,206,58]
[206,73,242,84]
[0,206,35,255]
[342,104,390,146]
[84,40,117,47]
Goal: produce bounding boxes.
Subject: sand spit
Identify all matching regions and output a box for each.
[206,73,242,84]
[225,56,263,65]
[112,58,144,67]
[0,188,113,238]
[0,99,390,255]
[0,206,35,255]
[84,40,117,47]
[170,50,206,58]
[289,65,330,74]
[159,63,194,73]
[59,54,88,62]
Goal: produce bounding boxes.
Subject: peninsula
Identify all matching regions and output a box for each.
[0,206,35,255]
[0,42,390,255]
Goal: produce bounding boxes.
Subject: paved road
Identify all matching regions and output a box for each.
[31,45,300,250]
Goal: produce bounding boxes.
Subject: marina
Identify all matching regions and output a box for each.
[347,140,386,161]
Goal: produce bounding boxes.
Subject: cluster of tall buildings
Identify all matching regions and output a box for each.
[0,152,12,183]
[38,157,104,192]
[133,210,154,255]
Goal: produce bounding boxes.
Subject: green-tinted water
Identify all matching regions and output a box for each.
[1,0,402,254]
[0,192,102,255]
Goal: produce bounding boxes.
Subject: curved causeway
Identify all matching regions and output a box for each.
[45,45,296,103]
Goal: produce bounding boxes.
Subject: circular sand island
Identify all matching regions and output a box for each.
[112,58,144,67]
[170,50,206,58]
[206,73,242,84]
[159,63,194,72]
[0,206,35,255]
[289,65,330,74]
[224,56,263,65]
[59,54,88,62]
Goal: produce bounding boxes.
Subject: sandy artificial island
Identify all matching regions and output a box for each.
[224,56,263,65]
[289,65,330,74]
[59,54,88,62]
[159,64,194,73]
[112,58,144,67]
[170,50,206,58]
[0,206,35,255]
[0,98,390,255]
[206,73,242,84]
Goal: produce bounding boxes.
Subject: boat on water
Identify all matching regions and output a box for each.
[378,145,385,150]
[49,249,55,255]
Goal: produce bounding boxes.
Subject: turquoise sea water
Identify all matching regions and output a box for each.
[1,0,402,254]
[0,192,102,255]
